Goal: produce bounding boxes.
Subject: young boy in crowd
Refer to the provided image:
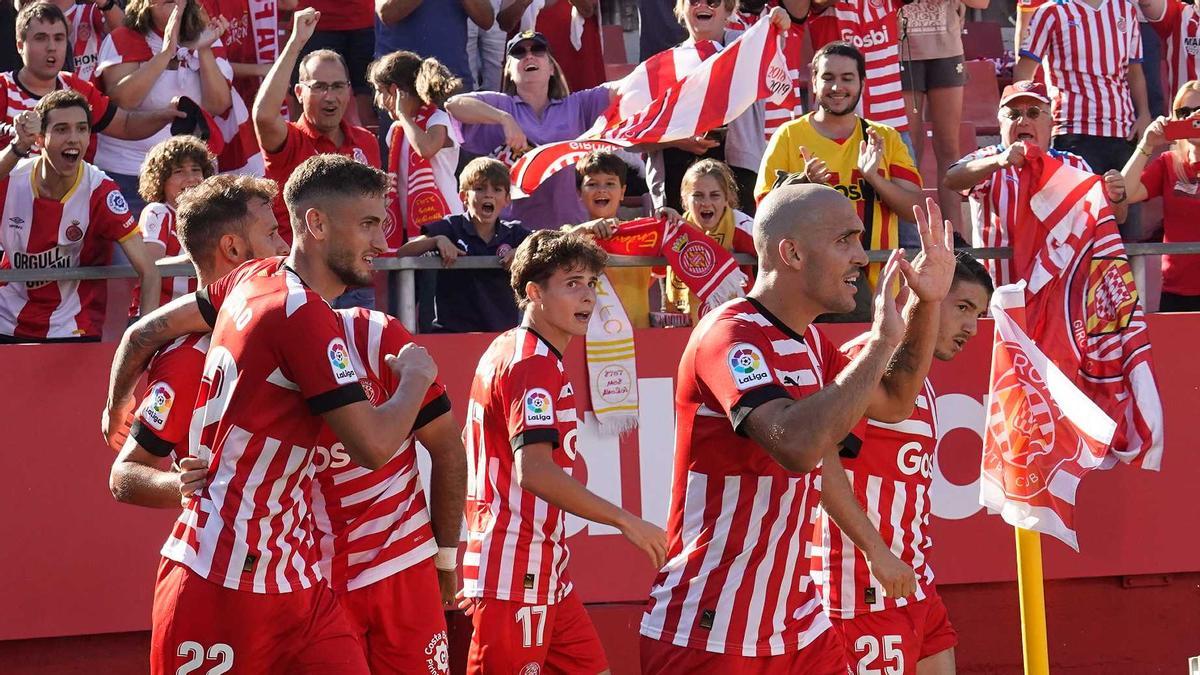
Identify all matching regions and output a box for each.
[399,157,530,333]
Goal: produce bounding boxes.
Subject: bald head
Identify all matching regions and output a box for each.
[753,184,861,267]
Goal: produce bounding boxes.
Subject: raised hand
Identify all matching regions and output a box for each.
[857,127,884,178]
[799,146,831,185]
[766,5,792,31]
[193,15,229,51]
[898,197,956,304]
[161,0,183,54]
[13,110,39,152]
[291,7,321,46]
[997,141,1027,169]
[872,248,907,348]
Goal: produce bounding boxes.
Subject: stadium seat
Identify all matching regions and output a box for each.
[963,60,1001,135]
[602,24,628,64]
[961,22,1005,62]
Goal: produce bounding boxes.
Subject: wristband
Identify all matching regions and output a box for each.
[434,546,458,571]
[9,141,30,158]
[1137,144,1152,158]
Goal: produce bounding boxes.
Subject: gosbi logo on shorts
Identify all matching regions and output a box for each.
[728,343,772,390]
[524,388,554,425]
[141,381,174,431]
[327,338,357,385]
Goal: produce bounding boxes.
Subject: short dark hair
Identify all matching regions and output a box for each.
[34,89,90,134]
[177,174,278,267]
[812,41,867,83]
[458,157,511,192]
[283,154,388,234]
[952,249,994,296]
[575,151,628,189]
[510,230,608,309]
[16,2,67,43]
[139,136,217,203]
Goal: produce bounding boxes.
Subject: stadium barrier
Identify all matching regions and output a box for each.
[1,242,1198,333]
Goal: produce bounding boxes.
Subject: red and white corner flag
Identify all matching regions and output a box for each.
[509,18,792,196]
[981,282,1116,550]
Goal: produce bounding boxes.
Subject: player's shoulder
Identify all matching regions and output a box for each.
[91,174,133,217]
[149,332,210,378]
[335,307,414,351]
[693,297,772,345]
[503,327,564,375]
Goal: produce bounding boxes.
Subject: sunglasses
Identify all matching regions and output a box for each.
[509,44,548,59]
[1001,105,1043,121]
[688,0,724,7]
[1175,105,1200,119]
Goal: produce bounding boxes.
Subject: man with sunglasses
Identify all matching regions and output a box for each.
[944,81,1093,286]
[254,7,381,242]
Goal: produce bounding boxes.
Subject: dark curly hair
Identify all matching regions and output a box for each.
[138,136,216,204]
[509,230,608,310]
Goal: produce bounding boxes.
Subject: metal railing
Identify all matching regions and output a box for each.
[2,242,1198,333]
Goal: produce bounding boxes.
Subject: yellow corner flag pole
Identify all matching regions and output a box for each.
[1015,527,1050,675]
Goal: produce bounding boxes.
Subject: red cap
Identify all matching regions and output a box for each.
[1000,80,1051,107]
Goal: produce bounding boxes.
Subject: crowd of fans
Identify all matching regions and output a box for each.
[0,0,1198,344]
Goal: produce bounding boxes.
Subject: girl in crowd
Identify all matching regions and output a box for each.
[368,51,465,250]
[665,158,756,322]
[446,30,614,231]
[128,135,216,318]
[96,0,234,217]
[1115,81,1200,312]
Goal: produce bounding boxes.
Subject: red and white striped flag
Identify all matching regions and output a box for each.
[981,282,1115,550]
[509,19,791,196]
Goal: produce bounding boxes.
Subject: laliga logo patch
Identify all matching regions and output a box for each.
[327,338,358,385]
[728,343,771,390]
[141,381,175,431]
[106,189,129,215]
[524,388,554,425]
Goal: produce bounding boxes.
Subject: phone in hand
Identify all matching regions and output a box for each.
[1164,118,1200,142]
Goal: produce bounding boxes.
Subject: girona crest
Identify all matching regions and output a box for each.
[1084,256,1137,337]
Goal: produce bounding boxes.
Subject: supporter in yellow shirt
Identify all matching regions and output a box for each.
[755,41,922,288]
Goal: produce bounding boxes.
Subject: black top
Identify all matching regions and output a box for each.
[422,215,532,333]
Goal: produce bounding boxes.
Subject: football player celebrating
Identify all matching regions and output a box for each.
[461,229,667,675]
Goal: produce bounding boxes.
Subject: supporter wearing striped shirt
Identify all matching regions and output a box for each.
[1015,0,1152,204]
[461,230,666,675]
[102,155,431,674]
[1140,0,1200,96]
[46,0,124,84]
[944,81,1093,286]
[813,252,993,675]
[640,184,956,674]
[809,0,913,141]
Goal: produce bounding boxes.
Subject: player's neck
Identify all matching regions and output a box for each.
[747,278,818,335]
[286,249,345,302]
[523,311,571,355]
[16,68,55,97]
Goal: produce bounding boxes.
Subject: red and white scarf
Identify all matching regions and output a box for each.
[727,3,806,141]
[507,19,790,195]
[103,27,262,175]
[388,106,454,244]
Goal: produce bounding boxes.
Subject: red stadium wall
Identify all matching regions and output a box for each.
[1,315,1198,672]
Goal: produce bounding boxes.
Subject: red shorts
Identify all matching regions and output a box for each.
[337,557,449,674]
[831,593,959,675]
[639,627,848,675]
[466,591,608,675]
[150,559,367,675]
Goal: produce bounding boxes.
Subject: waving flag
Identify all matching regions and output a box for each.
[1009,147,1163,469]
[981,283,1115,550]
[509,19,791,196]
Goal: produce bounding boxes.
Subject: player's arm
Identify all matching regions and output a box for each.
[120,232,162,317]
[104,296,210,449]
[253,8,317,154]
[414,410,468,603]
[320,345,440,470]
[515,443,667,568]
[819,446,917,598]
[863,199,955,423]
[110,441,207,509]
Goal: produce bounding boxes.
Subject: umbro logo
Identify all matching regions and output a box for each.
[7,216,24,229]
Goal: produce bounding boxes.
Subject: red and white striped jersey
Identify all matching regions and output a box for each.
[130,332,211,459]
[64,4,106,84]
[310,308,451,593]
[956,144,1091,286]
[462,326,579,605]
[641,297,863,657]
[1146,0,1200,96]
[809,0,909,133]
[727,4,808,141]
[129,203,196,317]
[811,334,939,619]
[0,159,136,339]
[0,71,116,163]
[1020,0,1144,137]
[161,257,368,594]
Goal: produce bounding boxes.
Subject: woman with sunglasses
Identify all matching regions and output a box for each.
[643,0,796,215]
[446,30,618,231]
[1111,81,1200,312]
[944,80,1093,287]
